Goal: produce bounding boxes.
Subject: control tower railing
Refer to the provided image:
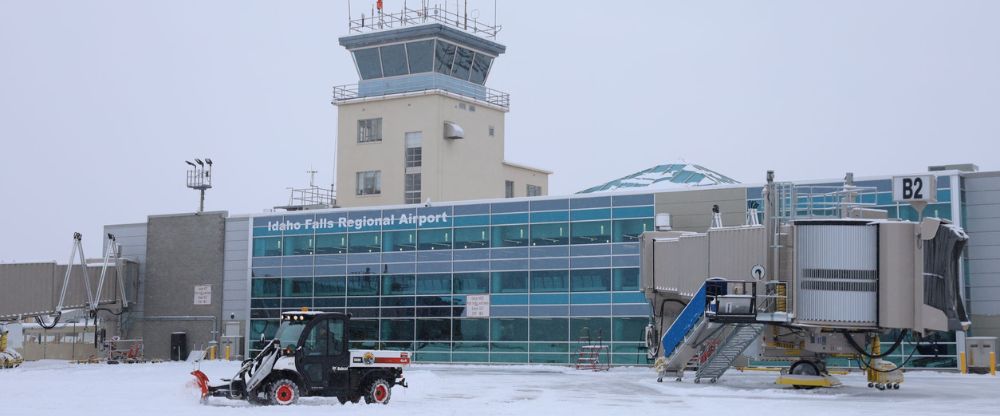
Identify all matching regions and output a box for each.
[349,5,501,39]
[333,79,510,109]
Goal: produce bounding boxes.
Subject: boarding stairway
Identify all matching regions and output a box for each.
[656,279,765,383]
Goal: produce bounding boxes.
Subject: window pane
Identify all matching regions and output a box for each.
[349,319,379,341]
[530,318,568,342]
[383,230,417,252]
[283,277,313,297]
[613,218,653,242]
[347,275,380,296]
[315,234,347,254]
[348,232,381,253]
[450,47,474,80]
[283,235,314,256]
[571,317,612,341]
[253,237,281,257]
[613,268,640,291]
[454,227,489,249]
[434,41,457,74]
[356,170,382,195]
[416,319,451,341]
[417,274,452,295]
[417,228,451,250]
[613,317,649,342]
[357,118,382,143]
[492,224,529,247]
[379,43,408,77]
[381,319,414,341]
[453,319,488,341]
[383,274,415,295]
[406,40,434,73]
[251,278,281,297]
[530,222,568,246]
[303,322,328,356]
[530,270,568,293]
[571,269,611,292]
[469,53,493,84]
[492,271,528,293]
[454,272,489,294]
[353,47,382,79]
[314,276,346,296]
[571,221,611,245]
[490,318,527,341]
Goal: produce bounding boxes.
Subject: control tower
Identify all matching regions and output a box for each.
[332,3,550,208]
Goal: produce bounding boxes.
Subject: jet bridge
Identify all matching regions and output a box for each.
[642,172,970,388]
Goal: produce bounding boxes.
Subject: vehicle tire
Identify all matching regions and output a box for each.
[268,378,300,406]
[364,378,392,405]
[789,360,820,390]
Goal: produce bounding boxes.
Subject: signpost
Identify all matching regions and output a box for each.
[194,284,212,305]
[892,175,937,219]
[466,295,490,318]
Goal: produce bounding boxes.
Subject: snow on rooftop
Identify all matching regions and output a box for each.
[578,163,740,194]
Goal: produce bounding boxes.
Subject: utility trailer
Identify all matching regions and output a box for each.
[192,311,409,406]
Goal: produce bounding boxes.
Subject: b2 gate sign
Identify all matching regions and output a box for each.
[892,175,937,203]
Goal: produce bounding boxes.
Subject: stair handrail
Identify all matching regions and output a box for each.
[660,283,708,360]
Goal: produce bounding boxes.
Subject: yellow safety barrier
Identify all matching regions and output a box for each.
[991,351,996,376]
[225,345,231,361]
[959,352,967,374]
[208,346,216,361]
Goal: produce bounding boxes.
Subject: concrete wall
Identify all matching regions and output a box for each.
[335,92,548,207]
[502,163,549,198]
[653,187,749,233]
[141,212,226,360]
[964,173,1000,338]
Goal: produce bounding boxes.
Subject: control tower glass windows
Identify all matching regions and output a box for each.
[434,41,457,74]
[354,47,382,80]
[379,44,409,77]
[358,118,382,143]
[451,47,474,81]
[469,54,493,85]
[406,40,434,73]
[356,171,382,196]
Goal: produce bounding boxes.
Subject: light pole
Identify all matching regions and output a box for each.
[185,158,213,212]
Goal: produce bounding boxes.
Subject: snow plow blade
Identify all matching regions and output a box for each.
[191,370,210,400]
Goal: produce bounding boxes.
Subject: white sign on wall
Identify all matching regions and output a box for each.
[892,175,937,203]
[194,284,212,305]
[466,295,490,318]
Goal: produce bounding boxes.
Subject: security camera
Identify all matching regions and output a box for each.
[230,313,235,320]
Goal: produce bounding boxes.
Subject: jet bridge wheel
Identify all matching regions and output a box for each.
[789,360,821,390]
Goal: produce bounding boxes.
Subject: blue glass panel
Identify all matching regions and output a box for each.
[281,256,312,266]
[530,199,569,211]
[313,265,345,276]
[453,260,490,272]
[491,201,530,214]
[347,297,379,307]
[354,47,383,79]
[454,203,490,216]
[571,256,611,269]
[492,271,528,292]
[612,256,641,267]
[383,230,417,252]
[571,293,611,304]
[530,270,568,293]
[530,294,569,304]
[253,216,282,227]
[252,257,281,267]
[313,213,351,233]
[492,225,529,247]
[530,211,568,223]
[570,196,610,209]
[614,304,652,315]
[612,194,654,206]
[530,258,569,270]
[416,262,452,273]
[529,305,569,316]
[491,259,529,271]
[253,227,282,237]
[571,304,611,316]
[381,208,417,230]
[382,251,416,263]
[406,40,434,73]
[417,250,451,262]
[417,274,452,294]
[379,44,408,77]
[281,266,313,277]
[492,213,529,225]
[251,267,280,278]
[453,248,489,260]
[612,292,646,303]
[253,237,282,257]
[454,215,490,227]
[490,306,528,317]
[491,294,529,305]
[570,208,611,221]
[612,206,654,219]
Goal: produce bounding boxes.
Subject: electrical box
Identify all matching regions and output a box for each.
[966,336,997,374]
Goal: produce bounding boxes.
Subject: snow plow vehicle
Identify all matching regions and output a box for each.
[191,311,409,406]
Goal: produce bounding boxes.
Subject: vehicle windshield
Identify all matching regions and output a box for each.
[273,320,307,349]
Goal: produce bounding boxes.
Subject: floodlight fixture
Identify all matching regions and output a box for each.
[205,158,213,165]
[186,161,196,167]
[195,159,204,166]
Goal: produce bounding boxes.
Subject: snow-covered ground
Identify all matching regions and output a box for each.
[1,360,997,415]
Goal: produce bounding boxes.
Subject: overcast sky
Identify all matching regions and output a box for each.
[2,0,998,262]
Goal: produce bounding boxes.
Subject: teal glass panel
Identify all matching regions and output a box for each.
[348,232,381,253]
[570,208,611,221]
[571,269,611,292]
[491,318,528,341]
[491,294,529,305]
[454,215,489,227]
[417,274,452,295]
[282,235,314,256]
[452,352,489,362]
[380,319,414,341]
[491,271,528,293]
[383,230,416,252]
[571,317,611,341]
[611,354,646,365]
[418,228,452,250]
[349,319,379,341]
[613,268,640,291]
[530,343,569,353]
[490,352,528,362]
[253,237,282,257]
[416,319,451,341]
[530,353,570,363]
[530,318,568,342]
[613,317,649,342]
[571,221,611,244]
[571,293,611,304]
[613,218,653,242]
[530,223,569,246]
[453,319,489,341]
[251,278,280,298]
[492,224,529,247]
[454,227,490,249]
[491,213,529,225]
[530,293,569,304]
[530,211,568,223]
[530,270,568,293]
[314,276,346,296]
[612,206,654,219]
[347,275,380,296]
[612,292,647,304]
[282,277,313,297]
[315,234,347,254]
[383,274,415,295]
[454,272,489,294]
[252,226,282,237]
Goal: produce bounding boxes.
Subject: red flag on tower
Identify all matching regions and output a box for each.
[377,0,384,12]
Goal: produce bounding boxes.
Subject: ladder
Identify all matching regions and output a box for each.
[694,323,765,383]
[575,336,610,371]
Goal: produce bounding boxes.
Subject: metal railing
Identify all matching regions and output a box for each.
[332,79,510,109]
[772,182,880,220]
[285,186,336,209]
[349,5,501,39]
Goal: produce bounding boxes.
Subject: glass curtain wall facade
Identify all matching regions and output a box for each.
[249,194,655,364]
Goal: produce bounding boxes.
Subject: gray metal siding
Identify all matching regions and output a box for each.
[223,218,250,321]
[965,175,1000,315]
